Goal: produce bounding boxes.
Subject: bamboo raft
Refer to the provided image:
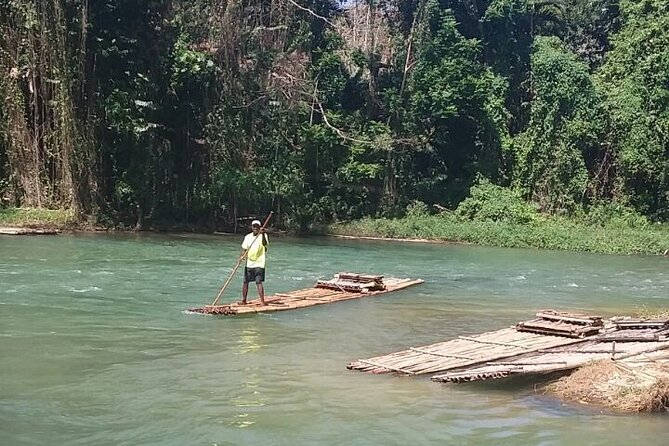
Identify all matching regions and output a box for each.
[0,227,60,235]
[187,273,423,315]
[348,311,669,382]
[432,338,669,383]
[516,310,604,338]
[598,318,669,341]
[347,326,586,375]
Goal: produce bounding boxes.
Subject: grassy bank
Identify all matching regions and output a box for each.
[3,206,668,256]
[0,207,78,229]
[328,214,669,255]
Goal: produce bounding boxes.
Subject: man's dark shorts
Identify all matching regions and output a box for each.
[244,267,265,284]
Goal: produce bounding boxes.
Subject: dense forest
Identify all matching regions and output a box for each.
[0,0,667,230]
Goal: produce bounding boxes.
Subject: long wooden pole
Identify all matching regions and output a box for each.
[209,211,273,306]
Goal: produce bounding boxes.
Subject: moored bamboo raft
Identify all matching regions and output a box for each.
[598,318,669,341]
[0,226,60,235]
[186,273,423,315]
[614,318,669,329]
[431,339,669,383]
[347,327,586,375]
[348,311,669,379]
[347,309,669,411]
[597,327,669,342]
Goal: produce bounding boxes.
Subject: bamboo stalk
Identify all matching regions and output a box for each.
[409,348,473,360]
[487,360,568,366]
[612,342,669,361]
[356,359,415,374]
[458,336,531,349]
[536,311,603,325]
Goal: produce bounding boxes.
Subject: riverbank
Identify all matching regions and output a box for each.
[0,207,206,233]
[0,207,78,230]
[327,215,669,256]
[0,227,61,235]
[4,206,669,256]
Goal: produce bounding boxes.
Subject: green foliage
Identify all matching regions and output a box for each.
[456,177,539,224]
[0,0,94,210]
[562,0,621,68]
[585,202,650,229]
[337,144,383,184]
[0,0,667,235]
[312,34,348,108]
[0,207,76,227]
[597,0,669,220]
[403,2,502,207]
[330,212,669,255]
[512,36,602,213]
[405,200,430,218]
[170,34,216,90]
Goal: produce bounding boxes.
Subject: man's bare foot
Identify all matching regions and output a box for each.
[237,300,247,305]
[260,300,268,306]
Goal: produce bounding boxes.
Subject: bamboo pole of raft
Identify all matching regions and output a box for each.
[356,359,416,375]
[409,348,474,360]
[457,336,531,349]
[209,211,273,307]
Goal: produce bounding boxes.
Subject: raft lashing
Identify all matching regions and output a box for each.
[187,273,423,315]
[347,310,669,384]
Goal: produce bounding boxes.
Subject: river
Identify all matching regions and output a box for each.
[1,233,668,445]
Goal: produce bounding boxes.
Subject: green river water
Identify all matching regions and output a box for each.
[1,233,668,445]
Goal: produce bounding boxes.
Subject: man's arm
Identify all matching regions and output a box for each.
[262,232,268,248]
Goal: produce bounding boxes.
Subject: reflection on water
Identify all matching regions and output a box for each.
[236,329,263,355]
[231,373,263,429]
[231,330,264,428]
[1,233,668,445]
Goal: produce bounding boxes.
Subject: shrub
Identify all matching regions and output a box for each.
[0,207,77,227]
[456,178,538,224]
[405,200,430,218]
[585,202,650,229]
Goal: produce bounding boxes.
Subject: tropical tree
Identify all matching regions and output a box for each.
[512,36,603,213]
[597,0,669,219]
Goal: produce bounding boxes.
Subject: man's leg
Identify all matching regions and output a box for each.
[256,268,266,305]
[241,282,248,304]
[240,268,249,304]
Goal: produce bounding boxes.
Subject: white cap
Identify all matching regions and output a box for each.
[251,219,261,227]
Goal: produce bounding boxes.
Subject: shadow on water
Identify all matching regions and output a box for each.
[464,370,571,393]
[441,372,626,418]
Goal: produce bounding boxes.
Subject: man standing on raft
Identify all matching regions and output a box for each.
[240,219,269,306]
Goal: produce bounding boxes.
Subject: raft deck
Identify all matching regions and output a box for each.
[348,311,669,382]
[432,338,669,383]
[347,326,586,375]
[187,273,423,315]
[432,317,669,383]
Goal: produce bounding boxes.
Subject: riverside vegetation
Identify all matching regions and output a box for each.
[329,181,669,255]
[0,207,77,228]
[1,1,668,253]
